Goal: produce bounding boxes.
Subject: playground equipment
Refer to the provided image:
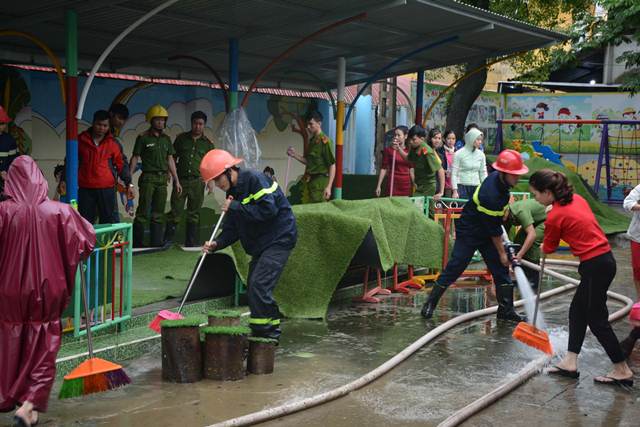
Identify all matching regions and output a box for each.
[496,119,640,203]
[67,223,132,337]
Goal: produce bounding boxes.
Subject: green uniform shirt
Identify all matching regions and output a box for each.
[305,132,335,175]
[408,142,441,193]
[508,198,547,261]
[133,130,175,173]
[173,132,214,178]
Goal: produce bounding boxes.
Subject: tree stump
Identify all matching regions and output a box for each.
[207,309,242,327]
[161,318,202,383]
[247,337,277,375]
[203,326,250,381]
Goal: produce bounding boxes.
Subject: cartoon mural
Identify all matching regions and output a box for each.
[1,67,33,155]
[3,66,332,215]
[504,92,640,195]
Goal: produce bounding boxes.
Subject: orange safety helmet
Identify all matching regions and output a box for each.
[199,149,243,182]
[492,149,529,175]
[0,106,11,124]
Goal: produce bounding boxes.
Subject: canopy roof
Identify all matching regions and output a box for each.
[1,0,566,90]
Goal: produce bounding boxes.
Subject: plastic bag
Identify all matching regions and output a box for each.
[215,108,262,170]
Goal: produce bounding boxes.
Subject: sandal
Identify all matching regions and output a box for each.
[594,376,634,389]
[546,365,580,379]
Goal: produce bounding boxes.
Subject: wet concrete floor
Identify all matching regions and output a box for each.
[4,247,640,427]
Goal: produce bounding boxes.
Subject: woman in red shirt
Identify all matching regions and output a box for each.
[529,169,633,388]
[375,126,413,197]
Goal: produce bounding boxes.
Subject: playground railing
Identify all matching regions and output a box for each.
[72,223,133,337]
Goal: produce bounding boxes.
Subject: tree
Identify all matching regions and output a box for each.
[444,0,592,142]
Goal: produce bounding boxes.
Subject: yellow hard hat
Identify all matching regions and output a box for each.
[146,104,169,122]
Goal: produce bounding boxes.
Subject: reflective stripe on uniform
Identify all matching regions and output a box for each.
[248,317,280,326]
[472,185,508,217]
[0,149,17,158]
[242,181,278,205]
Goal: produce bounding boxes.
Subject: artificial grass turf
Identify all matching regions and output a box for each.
[131,246,201,308]
[160,317,202,328]
[202,326,251,336]
[512,157,630,234]
[224,197,444,319]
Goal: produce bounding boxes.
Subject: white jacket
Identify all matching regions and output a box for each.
[623,184,640,243]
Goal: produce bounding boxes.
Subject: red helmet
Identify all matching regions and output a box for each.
[492,149,529,175]
[199,149,243,182]
[0,106,11,124]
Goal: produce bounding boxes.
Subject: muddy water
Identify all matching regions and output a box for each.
[6,248,640,426]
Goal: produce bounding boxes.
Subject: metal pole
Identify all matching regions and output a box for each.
[334,57,346,200]
[228,38,239,111]
[415,69,424,125]
[65,10,78,206]
[594,123,607,197]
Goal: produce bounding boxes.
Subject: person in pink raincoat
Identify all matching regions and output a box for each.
[0,156,95,426]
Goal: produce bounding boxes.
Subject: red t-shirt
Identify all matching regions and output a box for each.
[542,194,610,261]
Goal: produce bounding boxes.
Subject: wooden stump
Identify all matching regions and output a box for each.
[161,322,202,383]
[207,310,242,327]
[203,326,250,381]
[247,338,277,375]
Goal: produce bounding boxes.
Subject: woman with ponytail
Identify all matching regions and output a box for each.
[529,169,633,388]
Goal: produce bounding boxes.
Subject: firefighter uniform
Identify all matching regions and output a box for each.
[165,132,214,246]
[421,149,530,321]
[302,132,335,203]
[408,142,441,196]
[505,198,547,286]
[213,168,297,339]
[132,130,174,247]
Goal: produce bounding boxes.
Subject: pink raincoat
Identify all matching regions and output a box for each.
[0,156,95,412]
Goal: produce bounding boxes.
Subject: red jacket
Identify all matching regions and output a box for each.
[542,194,610,261]
[78,129,124,189]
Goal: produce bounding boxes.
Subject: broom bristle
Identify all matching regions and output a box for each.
[59,358,131,399]
[58,377,84,399]
[513,322,553,355]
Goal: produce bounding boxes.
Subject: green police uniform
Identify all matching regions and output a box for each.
[132,130,174,232]
[166,132,214,244]
[302,132,335,204]
[507,198,546,263]
[408,142,441,197]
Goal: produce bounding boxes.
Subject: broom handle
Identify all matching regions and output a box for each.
[177,201,229,314]
[79,262,94,358]
[284,152,292,191]
[532,255,546,327]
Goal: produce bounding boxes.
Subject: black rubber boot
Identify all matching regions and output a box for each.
[150,223,164,248]
[164,222,177,245]
[184,222,199,247]
[421,284,447,319]
[133,222,146,248]
[496,284,525,322]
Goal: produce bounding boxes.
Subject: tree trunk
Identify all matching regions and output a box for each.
[444,58,488,141]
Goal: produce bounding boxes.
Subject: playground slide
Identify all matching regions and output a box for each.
[532,140,563,166]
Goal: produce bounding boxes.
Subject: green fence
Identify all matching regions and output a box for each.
[72,223,133,337]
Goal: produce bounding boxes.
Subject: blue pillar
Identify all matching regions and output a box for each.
[415,69,424,125]
[65,10,78,207]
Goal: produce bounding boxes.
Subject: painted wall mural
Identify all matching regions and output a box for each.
[504,92,640,195]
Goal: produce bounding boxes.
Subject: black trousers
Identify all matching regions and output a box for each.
[247,245,292,334]
[569,251,624,363]
[78,187,117,224]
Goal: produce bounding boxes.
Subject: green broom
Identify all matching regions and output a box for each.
[59,262,130,399]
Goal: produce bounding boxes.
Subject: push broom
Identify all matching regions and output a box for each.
[148,202,229,333]
[512,255,553,354]
[59,262,131,399]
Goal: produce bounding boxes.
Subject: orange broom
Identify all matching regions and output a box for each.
[148,203,229,332]
[513,255,553,354]
[59,262,130,399]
